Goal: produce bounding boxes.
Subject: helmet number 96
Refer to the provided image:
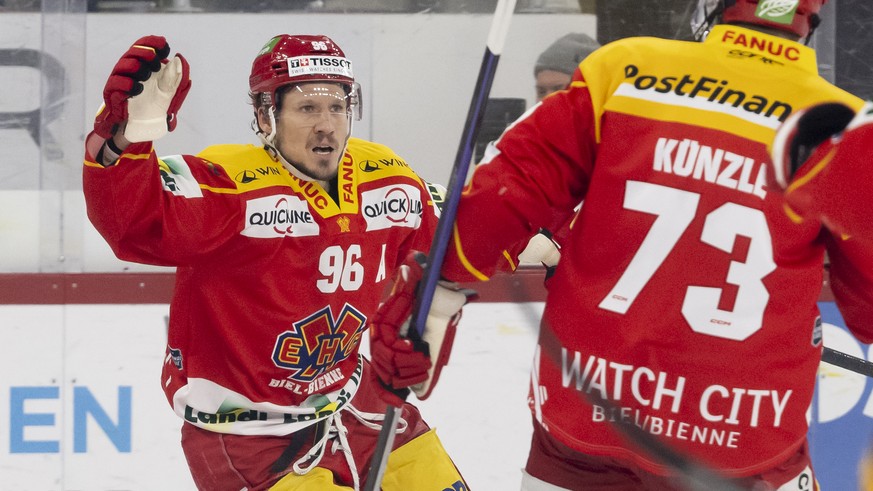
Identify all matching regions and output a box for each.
[317,244,364,293]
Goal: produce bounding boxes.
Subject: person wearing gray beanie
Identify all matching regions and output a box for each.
[534,32,600,101]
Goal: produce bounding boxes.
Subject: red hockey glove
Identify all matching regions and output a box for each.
[93,35,191,142]
[370,252,431,406]
[124,51,190,142]
[771,102,856,190]
[770,102,873,236]
[369,252,475,405]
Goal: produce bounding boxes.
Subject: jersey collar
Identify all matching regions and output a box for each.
[705,24,819,75]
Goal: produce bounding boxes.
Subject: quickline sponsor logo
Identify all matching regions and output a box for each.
[242,194,320,238]
[361,184,423,231]
[621,64,792,123]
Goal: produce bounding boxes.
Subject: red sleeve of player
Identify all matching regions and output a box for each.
[83,144,241,266]
[791,118,873,342]
[784,116,873,239]
[825,234,873,343]
[441,83,596,282]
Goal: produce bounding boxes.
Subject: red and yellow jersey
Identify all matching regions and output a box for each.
[783,102,873,243]
[84,138,440,436]
[443,25,873,476]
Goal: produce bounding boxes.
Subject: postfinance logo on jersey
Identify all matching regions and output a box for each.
[619,64,792,126]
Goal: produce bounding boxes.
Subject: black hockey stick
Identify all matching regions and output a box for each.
[822,346,873,377]
[582,390,747,491]
[362,2,517,489]
[527,315,749,491]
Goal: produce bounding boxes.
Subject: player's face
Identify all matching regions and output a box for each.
[274,82,351,181]
[535,70,572,102]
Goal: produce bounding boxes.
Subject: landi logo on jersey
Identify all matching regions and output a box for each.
[756,0,799,26]
[271,304,366,381]
[242,194,320,238]
[361,184,423,231]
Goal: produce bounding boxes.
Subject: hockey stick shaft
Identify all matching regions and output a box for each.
[362,405,402,490]
[531,321,749,491]
[413,0,516,336]
[822,346,873,377]
[363,3,516,490]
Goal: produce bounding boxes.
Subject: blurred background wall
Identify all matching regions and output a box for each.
[0,4,871,489]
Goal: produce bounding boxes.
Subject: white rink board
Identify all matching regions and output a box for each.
[2,301,873,489]
[0,12,595,274]
[0,304,190,491]
[0,302,540,490]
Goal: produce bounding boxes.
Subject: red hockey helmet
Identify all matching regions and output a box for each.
[692,0,826,40]
[724,0,826,38]
[249,34,361,119]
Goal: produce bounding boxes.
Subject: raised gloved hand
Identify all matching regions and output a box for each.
[93,35,191,142]
[369,251,475,406]
[770,101,873,235]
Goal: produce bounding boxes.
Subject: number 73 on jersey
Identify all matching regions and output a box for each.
[599,180,775,342]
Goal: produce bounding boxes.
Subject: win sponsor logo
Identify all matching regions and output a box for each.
[234,165,282,184]
[358,158,409,173]
[242,194,320,238]
[361,184,423,231]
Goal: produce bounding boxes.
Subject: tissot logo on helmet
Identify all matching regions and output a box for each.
[249,34,362,122]
[287,56,353,79]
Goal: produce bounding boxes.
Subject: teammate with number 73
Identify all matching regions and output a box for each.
[371,0,873,489]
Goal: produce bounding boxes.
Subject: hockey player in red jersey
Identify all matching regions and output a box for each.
[770,100,873,241]
[83,34,467,490]
[372,0,873,490]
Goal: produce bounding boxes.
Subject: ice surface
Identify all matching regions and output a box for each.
[412,302,544,490]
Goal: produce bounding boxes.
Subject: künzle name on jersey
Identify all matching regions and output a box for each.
[361,184,424,231]
[653,137,767,199]
[242,194,320,238]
